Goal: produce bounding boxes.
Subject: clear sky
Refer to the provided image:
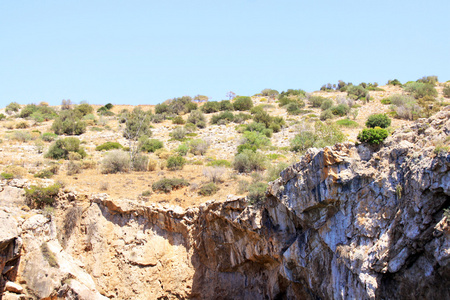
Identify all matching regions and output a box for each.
[1,0,449,106]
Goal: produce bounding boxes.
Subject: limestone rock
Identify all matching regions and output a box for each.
[5,281,23,294]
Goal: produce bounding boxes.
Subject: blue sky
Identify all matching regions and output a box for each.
[1,0,449,106]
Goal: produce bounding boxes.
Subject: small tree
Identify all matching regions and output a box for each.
[122,107,152,170]
[233,96,253,111]
[226,91,236,100]
[6,102,21,114]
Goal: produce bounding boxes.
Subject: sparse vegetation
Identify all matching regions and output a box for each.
[335,119,359,128]
[198,182,219,196]
[233,149,267,173]
[189,139,209,155]
[291,122,345,152]
[25,183,61,208]
[6,102,21,114]
[41,242,59,268]
[152,178,189,193]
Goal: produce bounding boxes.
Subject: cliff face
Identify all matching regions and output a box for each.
[1,108,449,299]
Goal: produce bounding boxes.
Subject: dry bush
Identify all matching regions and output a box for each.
[81,160,97,169]
[15,121,29,129]
[101,150,130,174]
[99,182,109,191]
[62,206,82,247]
[4,122,15,129]
[155,148,171,159]
[68,152,82,161]
[202,166,226,183]
[66,161,81,176]
[148,158,158,171]
[4,165,27,178]
[12,130,32,142]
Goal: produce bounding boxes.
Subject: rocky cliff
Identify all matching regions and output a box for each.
[1,108,449,299]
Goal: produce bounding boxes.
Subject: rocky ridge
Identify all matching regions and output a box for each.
[1,108,449,299]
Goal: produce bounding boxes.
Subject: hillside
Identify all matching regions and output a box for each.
[1,80,448,208]
[0,101,449,299]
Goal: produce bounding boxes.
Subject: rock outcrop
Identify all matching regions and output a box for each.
[1,108,449,299]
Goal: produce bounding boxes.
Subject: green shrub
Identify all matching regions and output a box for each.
[285,102,303,115]
[247,182,267,204]
[219,100,234,111]
[291,131,316,152]
[74,103,94,116]
[170,127,187,140]
[387,79,402,86]
[366,114,391,128]
[206,159,231,167]
[166,155,186,170]
[260,88,279,97]
[309,96,327,108]
[403,82,437,99]
[443,85,450,98]
[201,101,220,113]
[380,98,391,105]
[320,109,334,120]
[34,169,55,179]
[176,143,189,156]
[25,183,61,208]
[198,182,219,196]
[335,119,359,128]
[233,96,253,111]
[6,102,21,114]
[122,107,152,139]
[150,113,166,123]
[417,75,438,85]
[211,111,234,124]
[152,178,189,193]
[245,122,273,137]
[172,116,185,124]
[45,137,86,160]
[240,131,271,151]
[186,110,206,127]
[1,172,14,180]
[320,99,334,110]
[291,122,345,152]
[233,112,252,123]
[347,85,368,100]
[331,104,350,116]
[388,94,421,120]
[51,110,86,135]
[266,162,289,182]
[139,137,163,153]
[101,150,130,173]
[357,128,389,144]
[233,149,267,173]
[189,139,209,155]
[0,113,6,121]
[96,141,123,151]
